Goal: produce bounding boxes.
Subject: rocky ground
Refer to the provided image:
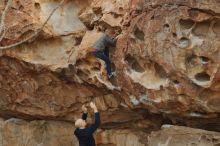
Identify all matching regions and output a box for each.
[1,0,220,146]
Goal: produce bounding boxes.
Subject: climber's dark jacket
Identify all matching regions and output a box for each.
[92,33,117,51]
[74,112,101,146]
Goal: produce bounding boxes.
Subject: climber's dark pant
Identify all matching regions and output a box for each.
[93,47,112,76]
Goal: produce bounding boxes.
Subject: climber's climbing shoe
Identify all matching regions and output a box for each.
[108,72,116,79]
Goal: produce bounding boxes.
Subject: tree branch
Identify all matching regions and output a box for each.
[0,0,65,50]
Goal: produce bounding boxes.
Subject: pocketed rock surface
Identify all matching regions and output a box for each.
[1,0,220,146]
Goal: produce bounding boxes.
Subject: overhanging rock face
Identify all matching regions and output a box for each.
[0,0,220,146]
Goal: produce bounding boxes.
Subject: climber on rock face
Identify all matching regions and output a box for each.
[91,29,119,79]
[74,102,100,146]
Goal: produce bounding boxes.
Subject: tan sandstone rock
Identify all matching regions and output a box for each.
[0,118,219,146]
[0,118,146,146]
[148,125,220,146]
[0,0,220,145]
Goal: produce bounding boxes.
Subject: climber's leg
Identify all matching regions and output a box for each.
[104,47,110,58]
[103,47,116,79]
[94,51,112,78]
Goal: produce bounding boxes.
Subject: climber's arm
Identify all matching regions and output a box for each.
[88,102,101,134]
[81,105,88,120]
[105,35,117,47]
[82,113,87,121]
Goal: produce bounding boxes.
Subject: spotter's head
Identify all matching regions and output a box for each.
[75,119,87,128]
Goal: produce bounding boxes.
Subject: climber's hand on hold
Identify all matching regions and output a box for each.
[90,102,96,109]
[115,34,122,40]
[82,105,87,113]
[90,102,98,113]
[115,35,119,40]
